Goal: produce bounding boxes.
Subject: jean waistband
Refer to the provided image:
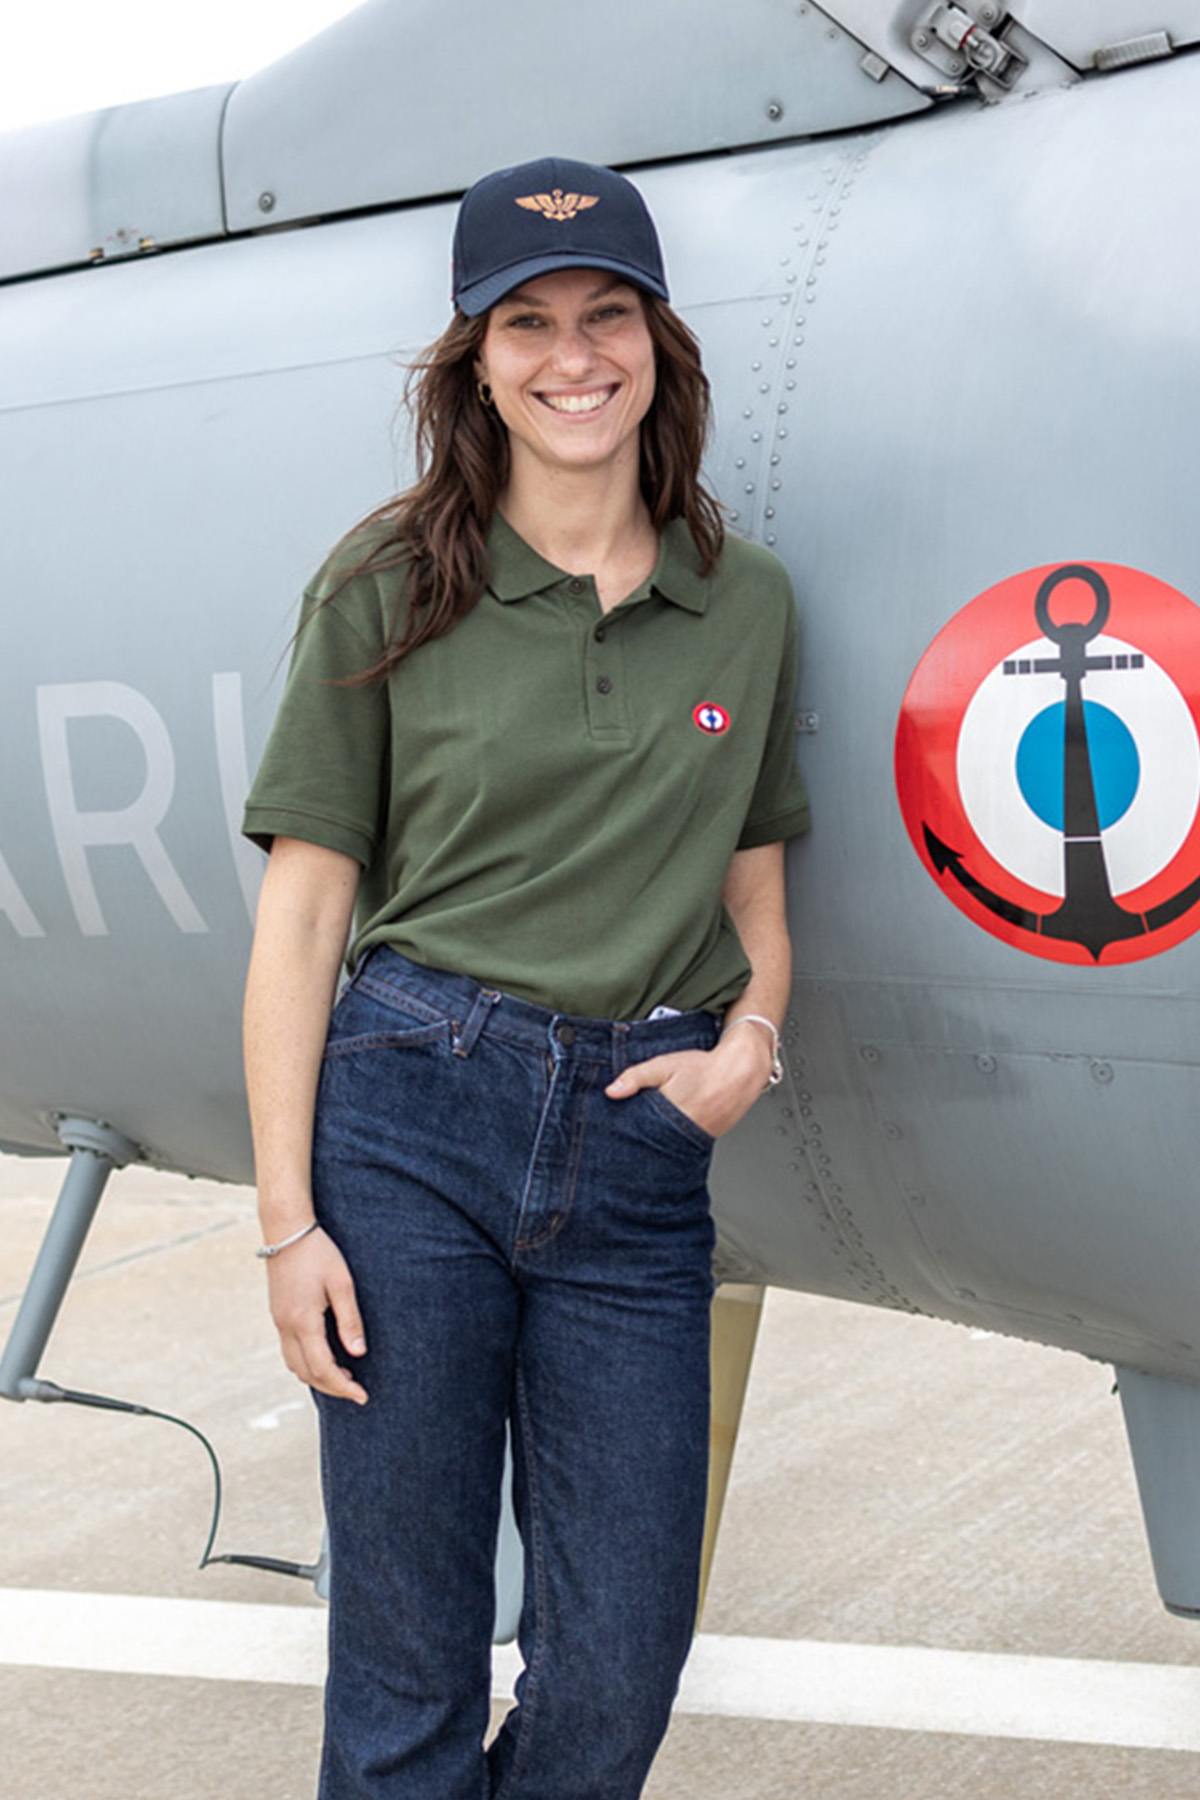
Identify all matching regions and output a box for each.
[349,945,725,1065]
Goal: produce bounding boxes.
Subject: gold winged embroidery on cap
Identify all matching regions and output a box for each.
[515,190,600,223]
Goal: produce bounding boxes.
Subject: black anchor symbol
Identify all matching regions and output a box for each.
[923,564,1200,960]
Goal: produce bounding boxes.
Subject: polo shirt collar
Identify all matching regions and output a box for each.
[486,508,709,614]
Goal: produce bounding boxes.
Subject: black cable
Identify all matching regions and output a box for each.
[27,1378,319,1580]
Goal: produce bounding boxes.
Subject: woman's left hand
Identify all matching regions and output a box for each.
[603,1028,774,1141]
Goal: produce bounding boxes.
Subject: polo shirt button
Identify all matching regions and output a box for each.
[594,625,606,642]
[596,675,613,694]
[556,1023,576,1045]
[568,578,584,594]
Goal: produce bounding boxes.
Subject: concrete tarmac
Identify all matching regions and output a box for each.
[2,1152,1199,1799]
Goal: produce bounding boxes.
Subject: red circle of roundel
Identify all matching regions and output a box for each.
[894,561,1200,967]
[693,701,730,735]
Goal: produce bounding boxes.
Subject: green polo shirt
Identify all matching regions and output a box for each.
[240,508,810,1020]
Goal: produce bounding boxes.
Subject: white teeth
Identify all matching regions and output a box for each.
[540,387,614,414]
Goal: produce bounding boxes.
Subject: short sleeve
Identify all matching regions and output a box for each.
[735,584,811,850]
[241,586,389,868]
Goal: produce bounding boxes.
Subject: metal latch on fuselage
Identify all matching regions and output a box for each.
[910,3,1029,87]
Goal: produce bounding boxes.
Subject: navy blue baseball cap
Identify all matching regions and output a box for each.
[451,155,669,317]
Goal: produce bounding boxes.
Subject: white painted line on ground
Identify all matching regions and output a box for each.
[680,1632,1200,1753]
[0,1588,327,1687]
[2,1589,1199,1752]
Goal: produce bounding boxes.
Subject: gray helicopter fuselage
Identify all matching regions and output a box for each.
[4,0,1200,1607]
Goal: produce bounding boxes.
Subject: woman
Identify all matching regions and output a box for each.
[240,154,810,1799]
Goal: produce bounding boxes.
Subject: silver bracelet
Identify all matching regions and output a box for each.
[722,1013,784,1088]
[256,1219,320,1259]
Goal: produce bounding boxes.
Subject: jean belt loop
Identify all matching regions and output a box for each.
[450,985,503,1059]
[611,1018,632,1077]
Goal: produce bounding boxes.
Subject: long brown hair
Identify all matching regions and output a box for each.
[295,291,726,688]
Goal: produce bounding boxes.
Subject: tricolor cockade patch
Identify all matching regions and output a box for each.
[692,701,731,735]
[895,561,1200,966]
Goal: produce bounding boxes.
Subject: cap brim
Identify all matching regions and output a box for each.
[456,252,669,317]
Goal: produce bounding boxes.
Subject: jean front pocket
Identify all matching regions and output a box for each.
[643,1085,716,1152]
[321,980,453,1060]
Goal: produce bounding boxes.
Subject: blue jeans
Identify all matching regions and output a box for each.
[309,944,723,1799]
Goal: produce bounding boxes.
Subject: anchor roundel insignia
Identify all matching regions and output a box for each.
[693,701,731,735]
[894,561,1200,965]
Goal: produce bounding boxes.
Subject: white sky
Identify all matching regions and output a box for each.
[1,1,365,132]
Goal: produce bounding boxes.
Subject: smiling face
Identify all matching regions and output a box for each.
[474,267,657,481]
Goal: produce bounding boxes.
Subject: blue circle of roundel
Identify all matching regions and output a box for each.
[1015,700,1140,833]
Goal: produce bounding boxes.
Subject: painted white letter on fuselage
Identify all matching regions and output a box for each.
[36,682,208,936]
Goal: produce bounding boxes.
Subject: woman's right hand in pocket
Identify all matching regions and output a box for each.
[265,1225,369,1405]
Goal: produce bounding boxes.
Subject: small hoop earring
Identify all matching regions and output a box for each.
[477,379,494,408]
